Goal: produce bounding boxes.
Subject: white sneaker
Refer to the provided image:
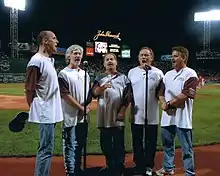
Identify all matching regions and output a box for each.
[146,167,153,176]
[156,168,174,176]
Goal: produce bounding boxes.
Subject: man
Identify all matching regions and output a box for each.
[92,53,131,176]
[24,31,63,176]
[58,45,91,176]
[128,47,164,176]
[156,46,198,176]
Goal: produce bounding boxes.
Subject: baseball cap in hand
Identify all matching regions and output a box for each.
[9,112,29,132]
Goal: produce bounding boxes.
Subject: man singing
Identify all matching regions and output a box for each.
[128,47,164,176]
[92,53,131,176]
[58,44,91,176]
[156,46,198,176]
[25,31,63,176]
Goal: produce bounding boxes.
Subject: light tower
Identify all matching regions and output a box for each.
[203,20,211,52]
[194,10,220,53]
[4,0,26,59]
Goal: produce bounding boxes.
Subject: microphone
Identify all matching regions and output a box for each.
[83,60,88,67]
[144,65,151,71]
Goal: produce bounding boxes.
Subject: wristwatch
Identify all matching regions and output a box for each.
[166,101,173,109]
[166,101,176,110]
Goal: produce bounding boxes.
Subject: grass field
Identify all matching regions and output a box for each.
[0,83,25,96]
[0,83,220,156]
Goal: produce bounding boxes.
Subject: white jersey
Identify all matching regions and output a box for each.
[128,66,164,125]
[161,67,198,129]
[58,67,90,128]
[27,53,63,124]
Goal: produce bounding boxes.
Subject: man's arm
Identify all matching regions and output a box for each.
[58,77,83,111]
[92,80,110,97]
[116,76,134,121]
[156,79,167,108]
[169,77,198,107]
[85,81,93,106]
[24,66,41,107]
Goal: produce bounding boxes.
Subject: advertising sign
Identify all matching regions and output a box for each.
[93,30,121,41]
[121,49,131,58]
[95,41,108,53]
[109,44,120,53]
[161,55,172,61]
[86,47,94,56]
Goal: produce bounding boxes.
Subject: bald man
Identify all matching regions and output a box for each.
[25,31,63,176]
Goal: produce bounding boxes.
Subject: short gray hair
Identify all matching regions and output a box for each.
[65,45,84,63]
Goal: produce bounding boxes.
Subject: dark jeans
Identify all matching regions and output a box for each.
[131,123,158,170]
[75,122,88,173]
[99,127,125,171]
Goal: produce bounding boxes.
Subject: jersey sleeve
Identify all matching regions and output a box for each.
[156,78,165,98]
[25,66,42,91]
[91,75,100,98]
[182,77,198,99]
[156,71,165,98]
[58,71,70,96]
[121,75,132,107]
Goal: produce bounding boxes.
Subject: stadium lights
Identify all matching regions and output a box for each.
[194,10,220,21]
[4,0,26,11]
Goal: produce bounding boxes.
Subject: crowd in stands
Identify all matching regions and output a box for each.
[196,68,220,82]
[77,60,172,77]
[55,58,220,83]
[1,52,220,83]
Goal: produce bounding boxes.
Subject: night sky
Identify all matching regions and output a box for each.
[0,0,220,57]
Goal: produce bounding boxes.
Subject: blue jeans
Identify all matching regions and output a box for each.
[63,123,88,175]
[161,125,195,176]
[63,126,77,174]
[34,123,56,176]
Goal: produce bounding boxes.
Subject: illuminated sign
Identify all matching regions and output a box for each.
[109,44,120,53]
[95,42,108,53]
[121,49,130,58]
[17,43,30,51]
[86,41,94,47]
[93,30,121,41]
[86,47,94,56]
[109,44,120,48]
[110,48,119,53]
[56,47,67,55]
[161,55,172,61]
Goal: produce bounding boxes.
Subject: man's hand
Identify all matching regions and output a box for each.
[161,102,168,111]
[94,81,111,96]
[79,104,91,114]
[161,101,177,116]
[116,106,126,122]
[100,82,111,90]
[165,108,177,116]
